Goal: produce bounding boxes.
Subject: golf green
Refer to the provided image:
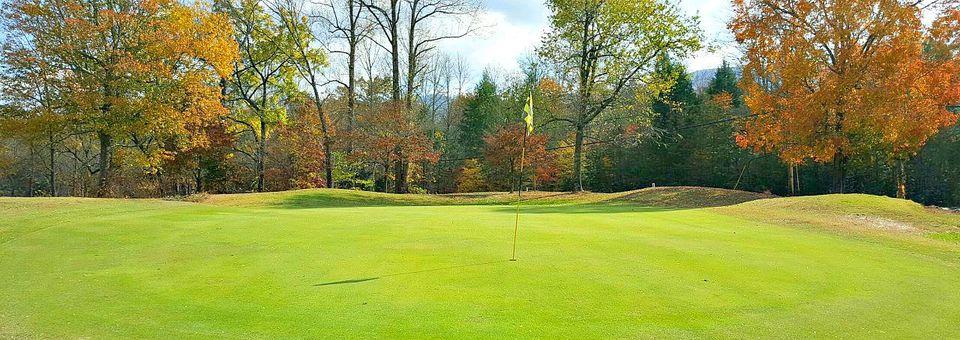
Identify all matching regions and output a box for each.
[2,189,959,338]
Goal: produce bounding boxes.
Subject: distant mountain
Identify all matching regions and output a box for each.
[688,66,743,91]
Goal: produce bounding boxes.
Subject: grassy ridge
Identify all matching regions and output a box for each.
[194,188,613,208]
[195,186,773,209]
[2,188,960,337]
[196,187,960,241]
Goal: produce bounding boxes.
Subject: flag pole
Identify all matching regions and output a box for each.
[511,125,527,262]
[512,91,533,262]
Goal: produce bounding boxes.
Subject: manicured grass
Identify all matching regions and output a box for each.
[2,189,960,338]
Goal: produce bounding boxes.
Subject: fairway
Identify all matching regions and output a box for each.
[2,188,960,338]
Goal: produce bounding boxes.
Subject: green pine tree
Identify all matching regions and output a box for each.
[458,72,500,157]
[706,60,742,107]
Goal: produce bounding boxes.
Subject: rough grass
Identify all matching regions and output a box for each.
[3,188,960,338]
[609,186,775,208]
[718,194,960,235]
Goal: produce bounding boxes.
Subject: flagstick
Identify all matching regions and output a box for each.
[511,128,527,262]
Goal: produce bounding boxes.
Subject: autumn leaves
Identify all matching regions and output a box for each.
[731,0,960,193]
[2,0,238,196]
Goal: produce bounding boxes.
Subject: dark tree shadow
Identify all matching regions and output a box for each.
[314,277,381,286]
[491,204,680,215]
[277,191,424,209]
[270,187,772,210]
[313,260,507,287]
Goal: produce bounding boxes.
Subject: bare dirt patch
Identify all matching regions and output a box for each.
[843,214,919,233]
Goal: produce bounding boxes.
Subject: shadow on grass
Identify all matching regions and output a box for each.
[314,260,507,287]
[277,192,426,209]
[491,204,681,215]
[279,194,688,213]
[269,187,772,211]
[275,191,585,209]
[314,277,380,286]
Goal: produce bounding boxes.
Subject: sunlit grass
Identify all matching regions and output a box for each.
[2,188,959,337]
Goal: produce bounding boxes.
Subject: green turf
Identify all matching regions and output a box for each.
[2,189,960,338]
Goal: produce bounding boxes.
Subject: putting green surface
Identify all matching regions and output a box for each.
[2,189,960,338]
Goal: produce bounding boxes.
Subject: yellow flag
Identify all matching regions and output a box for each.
[523,94,534,134]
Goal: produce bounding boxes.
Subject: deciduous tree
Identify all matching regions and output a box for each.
[540,0,701,191]
[351,101,437,193]
[266,99,328,190]
[731,0,960,194]
[482,125,558,191]
[218,0,297,192]
[402,0,479,111]
[319,0,370,138]
[272,0,334,187]
[4,0,237,196]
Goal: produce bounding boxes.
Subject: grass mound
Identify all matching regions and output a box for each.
[716,194,960,251]
[198,186,772,209]
[720,194,960,231]
[195,187,960,239]
[610,186,774,208]
[197,189,606,208]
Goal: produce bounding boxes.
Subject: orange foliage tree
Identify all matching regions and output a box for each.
[267,101,328,190]
[349,101,437,193]
[731,0,960,195]
[482,125,559,191]
[3,0,238,196]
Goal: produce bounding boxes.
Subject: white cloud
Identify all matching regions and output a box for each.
[681,0,740,70]
[435,0,738,82]
[436,10,548,78]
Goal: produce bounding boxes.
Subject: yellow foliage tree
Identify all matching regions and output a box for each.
[3,0,238,196]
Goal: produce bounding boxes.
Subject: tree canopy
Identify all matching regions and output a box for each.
[731,0,960,193]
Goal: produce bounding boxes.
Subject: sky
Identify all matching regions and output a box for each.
[437,0,740,76]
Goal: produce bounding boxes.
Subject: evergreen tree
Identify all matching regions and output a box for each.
[651,57,700,131]
[647,56,700,185]
[706,60,742,107]
[458,72,500,157]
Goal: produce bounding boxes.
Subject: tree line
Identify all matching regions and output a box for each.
[2,0,960,207]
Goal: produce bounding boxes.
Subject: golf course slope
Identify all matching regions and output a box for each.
[2,187,960,338]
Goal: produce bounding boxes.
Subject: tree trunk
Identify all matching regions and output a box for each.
[257,122,266,192]
[156,170,165,197]
[96,131,113,197]
[795,165,801,194]
[379,0,401,194]
[382,161,390,193]
[832,108,846,194]
[393,157,407,194]
[831,152,846,194]
[788,163,795,195]
[573,125,585,192]
[194,156,203,194]
[48,134,56,197]
[897,160,907,199]
[324,133,334,188]
[390,0,400,103]
[347,11,357,152]
[406,10,416,112]
[402,161,409,193]
[310,84,335,189]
